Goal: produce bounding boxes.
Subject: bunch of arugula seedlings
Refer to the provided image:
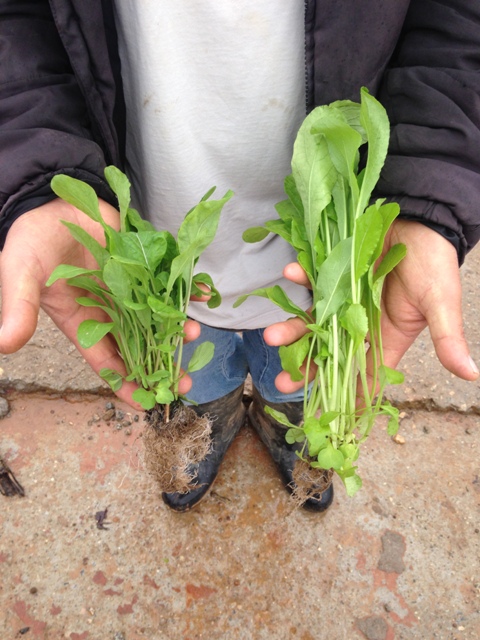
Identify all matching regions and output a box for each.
[47,167,233,493]
[47,87,405,504]
[236,87,406,500]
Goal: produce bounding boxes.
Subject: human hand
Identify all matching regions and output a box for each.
[0,199,200,409]
[264,219,479,393]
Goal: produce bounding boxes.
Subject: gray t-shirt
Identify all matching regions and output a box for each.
[113,1,312,329]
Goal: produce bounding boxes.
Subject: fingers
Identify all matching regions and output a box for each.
[265,264,311,393]
[184,318,201,343]
[263,315,309,347]
[283,262,311,288]
[0,238,42,354]
[421,285,478,381]
[379,221,479,382]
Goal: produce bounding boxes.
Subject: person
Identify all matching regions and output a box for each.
[1,1,479,512]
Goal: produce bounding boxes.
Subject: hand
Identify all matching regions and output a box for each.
[0,199,200,409]
[264,219,479,393]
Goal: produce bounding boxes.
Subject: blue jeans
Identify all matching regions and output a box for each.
[181,323,305,405]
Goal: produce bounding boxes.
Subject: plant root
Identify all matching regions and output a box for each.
[289,459,333,509]
[142,404,212,494]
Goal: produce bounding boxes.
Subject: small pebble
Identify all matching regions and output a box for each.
[124,428,132,436]
[115,409,125,420]
[0,396,10,419]
[102,409,116,422]
[29,587,38,595]
[392,434,405,445]
[105,401,115,410]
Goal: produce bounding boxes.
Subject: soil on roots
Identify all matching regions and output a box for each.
[289,459,333,508]
[142,403,212,494]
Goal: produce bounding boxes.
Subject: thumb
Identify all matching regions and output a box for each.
[425,290,479,381]
[0,253,41,354]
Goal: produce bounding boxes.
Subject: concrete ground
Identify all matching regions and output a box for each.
[0,247,479,640]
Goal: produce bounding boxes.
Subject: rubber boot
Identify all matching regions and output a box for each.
[162,383,246,512]
[248,386,334,512]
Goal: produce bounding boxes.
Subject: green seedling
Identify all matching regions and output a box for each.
[47,167,233,414]
[236,88,406,496]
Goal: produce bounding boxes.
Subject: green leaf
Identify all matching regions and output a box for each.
[264,219,293,245]
[99,368,123,392]
[103,258,132,300]
[234,285,311,322]
[242,226,270,243]
[354,205,383,281]
[147,296,187,321]
[343,472,363,496]
[283,174,304,219]
[167,190,233,294]
[191,272,222,309]
[46,264,100,287]
[104,165,131,230]
[126,206,156,233]
[285,427,305,444]
[339,442,360,462]
[187,341,215,373]
[132,388,156,410]
[177,190,234,256]
[61,220,108,268]
[297,250,315,286]
[145,370,170,384]
[370,202,401,265]
[264,405,296,429]
[318,411,341,427]
[77,319,114,349]
[109,230,168,272]
[373,243,407,282]
[379,365,405,386]
[155,385,175,405]
[51,175,105,226]
[356,87,390,217]
[291,108,337,250]
[274,198,298,222]
[340,303,369,351]
[303,417,331,457]
[279,333,312,382]
[311,109,362,183]
[65,276,111,304]
[382,402,400,436]
[316,442,345,471]
[314,237,352,324]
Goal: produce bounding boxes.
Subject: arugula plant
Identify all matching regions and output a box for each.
[47,167,232,413]
[236,88,406,496]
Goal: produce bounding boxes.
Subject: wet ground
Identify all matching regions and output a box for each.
[0,246,479,639]
[0,393,479,640]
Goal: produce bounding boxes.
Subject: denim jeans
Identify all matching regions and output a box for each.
[181,322,305,405]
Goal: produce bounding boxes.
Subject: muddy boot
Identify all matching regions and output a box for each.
[162,384,246,512]
[248,386,334,512]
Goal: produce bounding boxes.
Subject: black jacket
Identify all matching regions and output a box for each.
[1,0,480,261]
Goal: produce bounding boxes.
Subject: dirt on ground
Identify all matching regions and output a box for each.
[0,390,479,640]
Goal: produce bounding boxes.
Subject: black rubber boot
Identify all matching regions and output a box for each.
[162,384,246,512]
[248,386,334,512]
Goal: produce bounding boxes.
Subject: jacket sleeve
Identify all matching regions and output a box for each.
[0,0,117,246]
[376,0,480,263]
